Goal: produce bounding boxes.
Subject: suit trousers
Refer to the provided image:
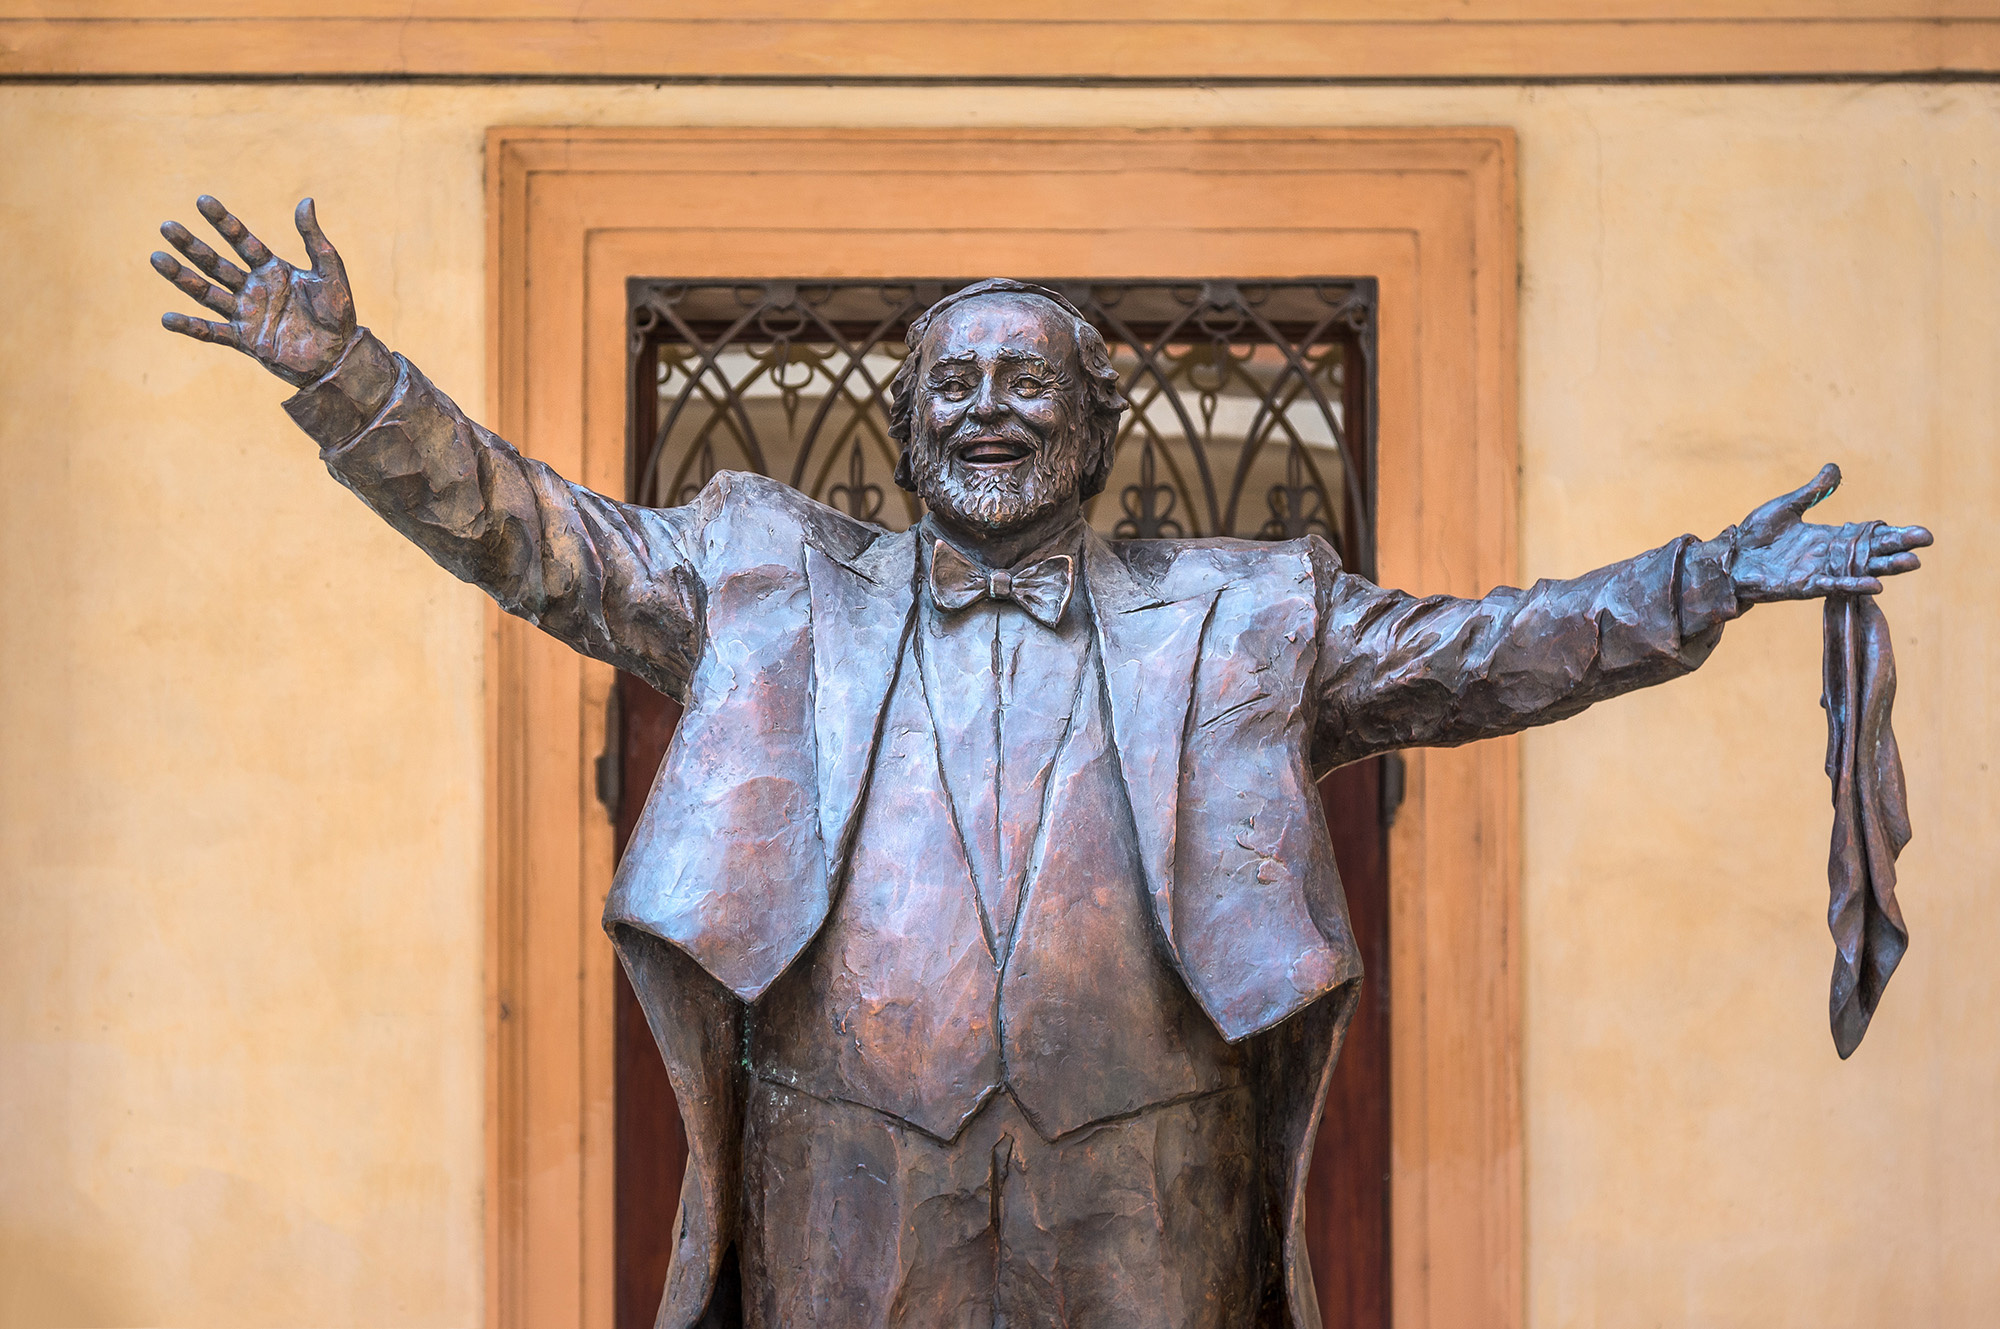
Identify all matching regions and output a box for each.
[739,1078,1260,1329]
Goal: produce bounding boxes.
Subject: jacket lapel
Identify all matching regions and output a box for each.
[806,528,919,883]
[1085,533,1218,954]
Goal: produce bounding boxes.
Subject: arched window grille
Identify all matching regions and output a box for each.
[628,278,1376,577]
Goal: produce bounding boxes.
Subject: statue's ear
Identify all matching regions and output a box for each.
[894,448,916,492]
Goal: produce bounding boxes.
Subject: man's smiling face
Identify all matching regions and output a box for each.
[907,293,1087,536]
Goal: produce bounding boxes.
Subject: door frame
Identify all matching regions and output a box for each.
[482,125,1520,1329]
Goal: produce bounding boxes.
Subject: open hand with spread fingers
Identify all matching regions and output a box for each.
[1728,463,1932,603]
[152,196,357,387]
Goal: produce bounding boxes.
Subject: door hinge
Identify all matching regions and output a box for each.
[595,681,622,822]
[1380,751,1406,830]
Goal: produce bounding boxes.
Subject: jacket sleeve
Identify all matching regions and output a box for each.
[284,329,704,699]
[1308,532,1744,770]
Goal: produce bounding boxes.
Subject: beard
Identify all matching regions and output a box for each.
[908,422,1085,534]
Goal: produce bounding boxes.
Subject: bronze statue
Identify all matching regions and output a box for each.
[153,197,1931,1329]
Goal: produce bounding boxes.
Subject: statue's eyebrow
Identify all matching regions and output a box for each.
[927,349,1055,368]
[923,349,1064,377]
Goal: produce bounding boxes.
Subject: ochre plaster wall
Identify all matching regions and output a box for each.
[1,82,1992,1328]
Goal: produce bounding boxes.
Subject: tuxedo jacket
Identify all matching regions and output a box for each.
[287,332,1743,1329]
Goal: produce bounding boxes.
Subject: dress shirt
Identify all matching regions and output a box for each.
[917,516,1092,948]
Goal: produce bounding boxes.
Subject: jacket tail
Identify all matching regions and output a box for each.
[1253,976,1363,1329]
[610,924,747,1329]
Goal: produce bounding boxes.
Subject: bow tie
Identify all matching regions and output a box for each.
[930,539,1075,628]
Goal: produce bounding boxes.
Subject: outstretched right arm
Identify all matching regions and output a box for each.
[153,195,702,697]
[291,331,705,697]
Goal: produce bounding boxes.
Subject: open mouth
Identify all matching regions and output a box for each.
[956,436,1033,466]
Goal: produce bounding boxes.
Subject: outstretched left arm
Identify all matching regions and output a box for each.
[1309,464,1931,770]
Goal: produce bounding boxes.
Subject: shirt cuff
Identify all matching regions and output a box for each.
[282,328,399,451]
[1678,526,1744,636]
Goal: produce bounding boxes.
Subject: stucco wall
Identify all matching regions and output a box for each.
[1,83,1992,1328]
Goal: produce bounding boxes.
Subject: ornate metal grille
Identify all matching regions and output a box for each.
[628,279,1376,574]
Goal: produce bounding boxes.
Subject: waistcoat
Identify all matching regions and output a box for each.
[752,600,1246,1142]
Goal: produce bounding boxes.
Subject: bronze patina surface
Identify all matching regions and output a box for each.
[153,198,1932,1329]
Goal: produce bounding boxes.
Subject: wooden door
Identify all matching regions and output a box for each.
[609,276,1391,1327]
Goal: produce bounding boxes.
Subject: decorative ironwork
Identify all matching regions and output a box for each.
[629,279,1376,573]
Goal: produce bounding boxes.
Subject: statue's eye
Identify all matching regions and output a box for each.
[1013,375,1047,397]
[933,376,972,400]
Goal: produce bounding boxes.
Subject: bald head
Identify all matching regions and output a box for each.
[917,291,1079,381]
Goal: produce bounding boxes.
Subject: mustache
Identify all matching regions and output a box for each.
[945,423,1038,449]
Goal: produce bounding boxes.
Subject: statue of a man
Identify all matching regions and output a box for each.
[153,198,1929,1329]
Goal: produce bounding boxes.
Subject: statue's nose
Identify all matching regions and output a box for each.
[968,374,1002,420]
